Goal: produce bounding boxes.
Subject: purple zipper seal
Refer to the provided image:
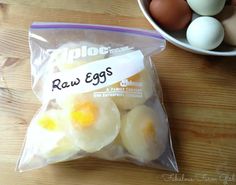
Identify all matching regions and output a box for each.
[31,23,164,40]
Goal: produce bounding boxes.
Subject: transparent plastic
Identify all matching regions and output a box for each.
[17,22,178,172]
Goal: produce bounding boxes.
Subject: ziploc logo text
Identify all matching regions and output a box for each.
[48,45,134,64]
[68,46,110,59]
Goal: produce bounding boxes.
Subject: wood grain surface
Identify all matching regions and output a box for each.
[0,1,236,185]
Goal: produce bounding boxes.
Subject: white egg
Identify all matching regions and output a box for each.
[186,17,224,50]
[58,94,120,153]
[32,110,79,162]
[187,0,226,16]
[112,69,154,110]
[52,42,106,71]
[120,105,168,162]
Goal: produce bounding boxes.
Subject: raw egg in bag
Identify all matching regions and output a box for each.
[18,109,80,169]
[57,94,120,153]
[121,105,168,162]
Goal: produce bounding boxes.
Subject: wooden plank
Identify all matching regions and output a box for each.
[0,57,31,89]
[0,3,152,31]
[0,1,236,185]
[0,0,142,17]
[0,3,151,58]
[0,28,29,58]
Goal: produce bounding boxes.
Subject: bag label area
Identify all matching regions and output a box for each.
[47,50,144,98]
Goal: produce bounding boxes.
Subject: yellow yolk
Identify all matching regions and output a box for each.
[71,101,98,128]
[38,116,58,131]
[143,121,156,140]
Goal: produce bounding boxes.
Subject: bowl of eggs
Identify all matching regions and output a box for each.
[138,0,236,56]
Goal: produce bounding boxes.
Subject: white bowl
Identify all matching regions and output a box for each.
[138,0,236,56]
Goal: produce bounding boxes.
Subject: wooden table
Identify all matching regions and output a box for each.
[0,1,235,185]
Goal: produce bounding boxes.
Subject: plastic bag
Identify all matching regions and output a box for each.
[17,22,178,172]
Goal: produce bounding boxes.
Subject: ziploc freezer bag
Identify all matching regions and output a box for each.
[17,23,178,172]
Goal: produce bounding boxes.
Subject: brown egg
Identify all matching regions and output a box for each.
[230,0,236,6]
[217,6,236,46]
[149,0,192,31]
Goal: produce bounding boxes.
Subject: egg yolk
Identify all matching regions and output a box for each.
[143,121,156,140]
[38,116,58,131]
[71,101,98,128]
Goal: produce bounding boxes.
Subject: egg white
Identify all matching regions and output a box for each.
[120,105,168,162]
